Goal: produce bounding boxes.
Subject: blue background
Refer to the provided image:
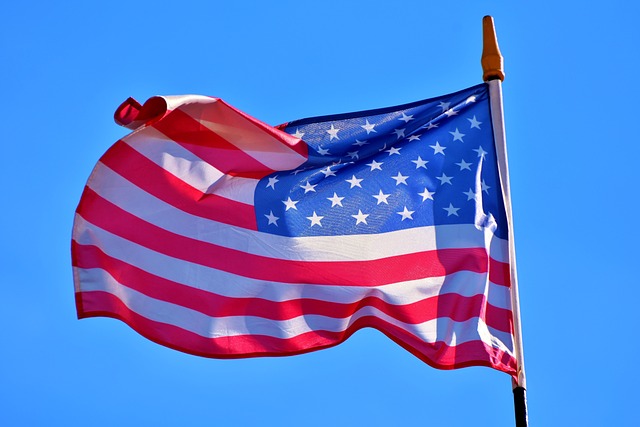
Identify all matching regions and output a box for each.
[256,84,508,238]
[2,1,638,426]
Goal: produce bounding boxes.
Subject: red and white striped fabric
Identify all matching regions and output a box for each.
[73,93,517,377]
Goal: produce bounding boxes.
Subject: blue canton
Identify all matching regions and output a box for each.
[255,84,508,239]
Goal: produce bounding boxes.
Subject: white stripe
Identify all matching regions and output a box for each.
[73,216,512,311]
[77,267,514,354]
[176,99,308,171]
[122,128,258,205]
[86,162,510,264]
[160,95,218,110]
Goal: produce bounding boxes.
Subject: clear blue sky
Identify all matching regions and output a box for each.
[2,1,638,426]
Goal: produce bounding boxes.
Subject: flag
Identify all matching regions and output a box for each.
[72,83,517,377]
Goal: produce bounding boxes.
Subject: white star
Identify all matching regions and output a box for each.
[418,188,435,201]
[466,95,477,104]
[300,181,317,193]
[411,156,428,169]
[353,139,369,147]
[436,173,453,185]
[425,122,438,130]
[327,192,345,207]
[468,115,482,129]
[292,128,305,139]
[443,203,460,216]
[373,190,391,205]
[463,189,476,201]
[444,108,458,117]
[378,143,388,152]
[266,176,279,189]
[366,160,383,171]
[481,179,491,194]
[264,211,279,225]
[474,146,488,159]
[391,172,409,186]
[392,128,406,139]
[407,134,421,141]
[320,166,336,178]
[398,112,414,123]
[455,159,472,171]
[346,150,359,159]
[385,146,402,156]
[351,209,369,225]
[450,128,465,142]
[307,211,324,227]
[397,206,415,221]
[346,175,363,188]
[438,101,451,112]
[326,124,340,140]
[317,147,330,156]
[430,141,446,155]
[361,119,377,134]
[282,197,299,211]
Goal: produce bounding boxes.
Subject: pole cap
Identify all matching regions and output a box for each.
[482,16,505,81]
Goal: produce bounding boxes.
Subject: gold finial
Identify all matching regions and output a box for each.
[481,16,504,82]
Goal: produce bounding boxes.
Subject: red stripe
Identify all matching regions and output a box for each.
[152,109,275,179]
[76,290,517,377]
[76,188,510,287]
[489,258,511,289]
[72,241,514,332]
[100,140,257,230]
[210,98,308,158]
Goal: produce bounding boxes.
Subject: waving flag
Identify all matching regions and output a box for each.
[72,83,517,377]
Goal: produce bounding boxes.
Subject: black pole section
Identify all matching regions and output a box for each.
[513,386,528,426]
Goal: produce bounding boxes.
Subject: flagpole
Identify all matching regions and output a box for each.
[481,15,528,427]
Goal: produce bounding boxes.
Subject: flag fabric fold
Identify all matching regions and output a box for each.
[73,83,517,378]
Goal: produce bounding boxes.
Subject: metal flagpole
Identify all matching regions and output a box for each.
[481,15,528,427]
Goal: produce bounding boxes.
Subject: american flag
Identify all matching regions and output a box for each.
[73,83,517,376]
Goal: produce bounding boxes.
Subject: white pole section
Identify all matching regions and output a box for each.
[488,78,526,390]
